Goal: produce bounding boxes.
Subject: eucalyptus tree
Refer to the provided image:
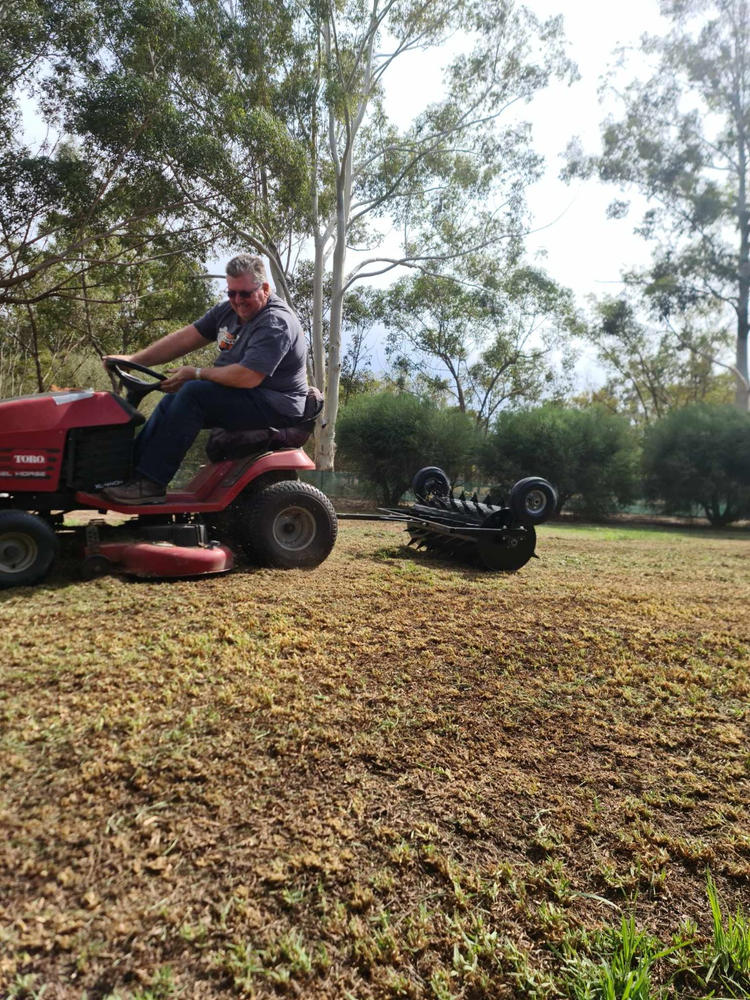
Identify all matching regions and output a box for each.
[567,0,750,411]
[0,0,217,310]
[304,0,575,466]
[382,261,579,429]
[589,295,733,423]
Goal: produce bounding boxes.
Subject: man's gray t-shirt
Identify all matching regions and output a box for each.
[194,294,308,418]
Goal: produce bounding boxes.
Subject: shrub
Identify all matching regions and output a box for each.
[642,404,750,526]
[336,393,478,504]
[481,404,640,518]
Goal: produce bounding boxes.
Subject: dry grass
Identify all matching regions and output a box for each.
[1,521,749,999]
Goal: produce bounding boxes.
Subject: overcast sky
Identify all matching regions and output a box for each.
[376,0,670,386]
[383,0,669,300]
[522,0,668,298]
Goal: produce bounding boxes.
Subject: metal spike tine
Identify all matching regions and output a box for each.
[459,490,466,501]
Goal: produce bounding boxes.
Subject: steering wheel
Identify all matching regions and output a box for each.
[105,358,167,407]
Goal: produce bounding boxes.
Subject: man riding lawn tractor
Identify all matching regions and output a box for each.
[103,254,309,505]
[0,252,556,588]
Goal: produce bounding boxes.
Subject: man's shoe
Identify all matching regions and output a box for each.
[103,478,167,505]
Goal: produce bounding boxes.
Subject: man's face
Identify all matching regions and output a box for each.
[226,273,270,322]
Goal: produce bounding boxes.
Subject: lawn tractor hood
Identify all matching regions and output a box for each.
[0,389,144,493]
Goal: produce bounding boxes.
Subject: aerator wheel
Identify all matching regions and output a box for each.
[0,511,59,588]
[248,481,338,569]
[412,466,451,501]
[477,524,536,572]
[509,477,557,526]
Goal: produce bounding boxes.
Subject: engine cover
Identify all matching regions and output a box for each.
[0,390,143,492]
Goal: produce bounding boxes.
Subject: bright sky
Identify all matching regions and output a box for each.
[522,0,667,297]
[384,0,668,301]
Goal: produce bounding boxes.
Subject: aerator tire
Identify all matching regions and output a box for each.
[0,511,58,589]
[509,477,557,526]
[248,481,337,569]
[412,466,451,500]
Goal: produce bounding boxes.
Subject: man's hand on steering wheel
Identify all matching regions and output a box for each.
[161,366,201,393]
[102,354,135,392]
[102,353,133,372]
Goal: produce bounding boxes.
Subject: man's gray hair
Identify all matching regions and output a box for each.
[226,254,268,283]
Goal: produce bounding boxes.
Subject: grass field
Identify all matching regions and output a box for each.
[1,520,749,999]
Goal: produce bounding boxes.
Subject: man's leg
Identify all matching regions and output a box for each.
[134,382,287,485]
[104,382,291,503]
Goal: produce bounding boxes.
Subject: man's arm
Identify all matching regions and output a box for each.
[160,362,265,392]
[103,324,211,368]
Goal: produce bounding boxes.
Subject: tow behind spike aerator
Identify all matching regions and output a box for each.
[383,467,557,572]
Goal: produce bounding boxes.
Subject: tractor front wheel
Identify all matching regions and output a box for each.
[248,481,337,569]
[0,511,59,589]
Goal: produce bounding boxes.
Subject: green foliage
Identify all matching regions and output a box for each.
[564,874,750,1000]
[382,262,578,426]
[0,0,310,315]
[481,404,640,517]
[0,241,215,395]
[566,0,750,407]
[695,870,750,997]
[643,404,750,526]
[566,915,674,1000]
[589,296,733,423]
[336,392,479,504]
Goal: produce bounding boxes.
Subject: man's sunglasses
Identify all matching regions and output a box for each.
[227,287,262,300]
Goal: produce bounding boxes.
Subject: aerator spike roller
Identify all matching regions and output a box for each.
[386,467,557,572]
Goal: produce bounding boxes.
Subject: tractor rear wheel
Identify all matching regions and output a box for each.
[0,511,59,588]
[247,481,337,569]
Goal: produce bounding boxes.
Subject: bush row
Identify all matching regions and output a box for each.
[335,394,750,526]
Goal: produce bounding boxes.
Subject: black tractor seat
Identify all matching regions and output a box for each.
[205,386,324,462]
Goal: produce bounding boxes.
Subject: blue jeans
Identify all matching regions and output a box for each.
[134,382,298,485]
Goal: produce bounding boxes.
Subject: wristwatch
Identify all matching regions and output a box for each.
[195,368,203,380]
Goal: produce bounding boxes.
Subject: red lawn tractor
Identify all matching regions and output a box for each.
[0,361,338,588]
